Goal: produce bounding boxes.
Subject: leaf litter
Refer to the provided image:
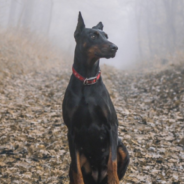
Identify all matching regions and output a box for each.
[0,33,184,184]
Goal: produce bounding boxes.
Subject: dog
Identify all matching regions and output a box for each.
[62,12,129,184]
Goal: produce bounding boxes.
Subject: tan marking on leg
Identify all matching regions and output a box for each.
[72,151,85,184]
[83,42,87,47]
[80,154,87,166]
[117,147,126,165]
[80,154,91,174]
[102,107,108,118]
[107,148,119,184]
[100,169,107,181]
[92,170,98,181]
[83,161,91,173]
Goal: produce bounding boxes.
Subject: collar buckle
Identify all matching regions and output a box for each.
[73,66,100,85]
[83,76,97,85]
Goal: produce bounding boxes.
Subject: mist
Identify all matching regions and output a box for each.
[0,0,184,68]
[1,1,184,183]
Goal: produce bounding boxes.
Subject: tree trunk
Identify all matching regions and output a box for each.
[163,0,177,52]
[20,0,35,30]
[47,0,54,36]
[8,0,19,28]
[135,2,143,61]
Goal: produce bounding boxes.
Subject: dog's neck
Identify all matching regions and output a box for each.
[73,47,100,78]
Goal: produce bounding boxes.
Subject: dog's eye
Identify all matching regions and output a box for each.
[91,35,96,40]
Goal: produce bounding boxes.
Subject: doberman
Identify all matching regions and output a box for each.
[62,12,129,184]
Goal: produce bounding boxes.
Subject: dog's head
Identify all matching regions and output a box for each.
[74,12,118,60]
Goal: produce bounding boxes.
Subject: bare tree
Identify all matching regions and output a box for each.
[18,0,35,30]
[8,0,19,27]
[47,0,54,35]
[163,0,177,52]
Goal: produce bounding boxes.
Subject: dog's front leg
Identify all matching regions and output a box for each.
[107,127,119,184]
[71,151,84,184]
[68,132,84,184]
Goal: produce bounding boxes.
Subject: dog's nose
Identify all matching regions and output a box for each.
[110,45,118,52]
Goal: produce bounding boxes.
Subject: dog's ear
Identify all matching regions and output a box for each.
[74,12,85,40]
[92,22,103,30]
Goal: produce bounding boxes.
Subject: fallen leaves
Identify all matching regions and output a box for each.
[0,33,184,183]
[115,64,184,184]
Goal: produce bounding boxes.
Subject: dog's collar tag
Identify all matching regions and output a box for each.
[72,66,101,85]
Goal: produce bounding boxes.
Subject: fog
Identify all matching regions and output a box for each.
[0,0,183,68]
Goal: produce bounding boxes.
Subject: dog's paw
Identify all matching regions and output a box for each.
[74,178,85,184]
[72,171,85,184]
[108,176,119,184]
[70,180,84,184]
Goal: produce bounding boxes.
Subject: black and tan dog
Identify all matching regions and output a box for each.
[62,12,129,184]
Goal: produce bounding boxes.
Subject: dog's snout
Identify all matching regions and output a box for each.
[110,45,118,52]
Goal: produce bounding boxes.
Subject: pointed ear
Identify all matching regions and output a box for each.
[92,22,103,30]
[74,12,85,40]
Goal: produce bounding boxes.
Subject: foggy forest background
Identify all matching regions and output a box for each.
[0,1,184,183]
[0,0,184,68]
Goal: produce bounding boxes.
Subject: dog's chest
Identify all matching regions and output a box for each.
[71,92,111,128]
[71,93,111,162]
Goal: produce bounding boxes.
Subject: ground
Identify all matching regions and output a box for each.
[0,33,184,184]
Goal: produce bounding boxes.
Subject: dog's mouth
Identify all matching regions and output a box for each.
[95,50,117,59]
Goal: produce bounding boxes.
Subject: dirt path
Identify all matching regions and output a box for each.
[114,66,184,184]
[0,70,70,183]
[0,33,184,184]
[0,64,184,184]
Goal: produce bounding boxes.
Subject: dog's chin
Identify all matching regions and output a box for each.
[104,53,116,59]
[95,52,116,59]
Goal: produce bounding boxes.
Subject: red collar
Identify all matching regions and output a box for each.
[72,67,101,85]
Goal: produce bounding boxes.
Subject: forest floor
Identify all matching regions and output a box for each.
[0,33,184,184]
